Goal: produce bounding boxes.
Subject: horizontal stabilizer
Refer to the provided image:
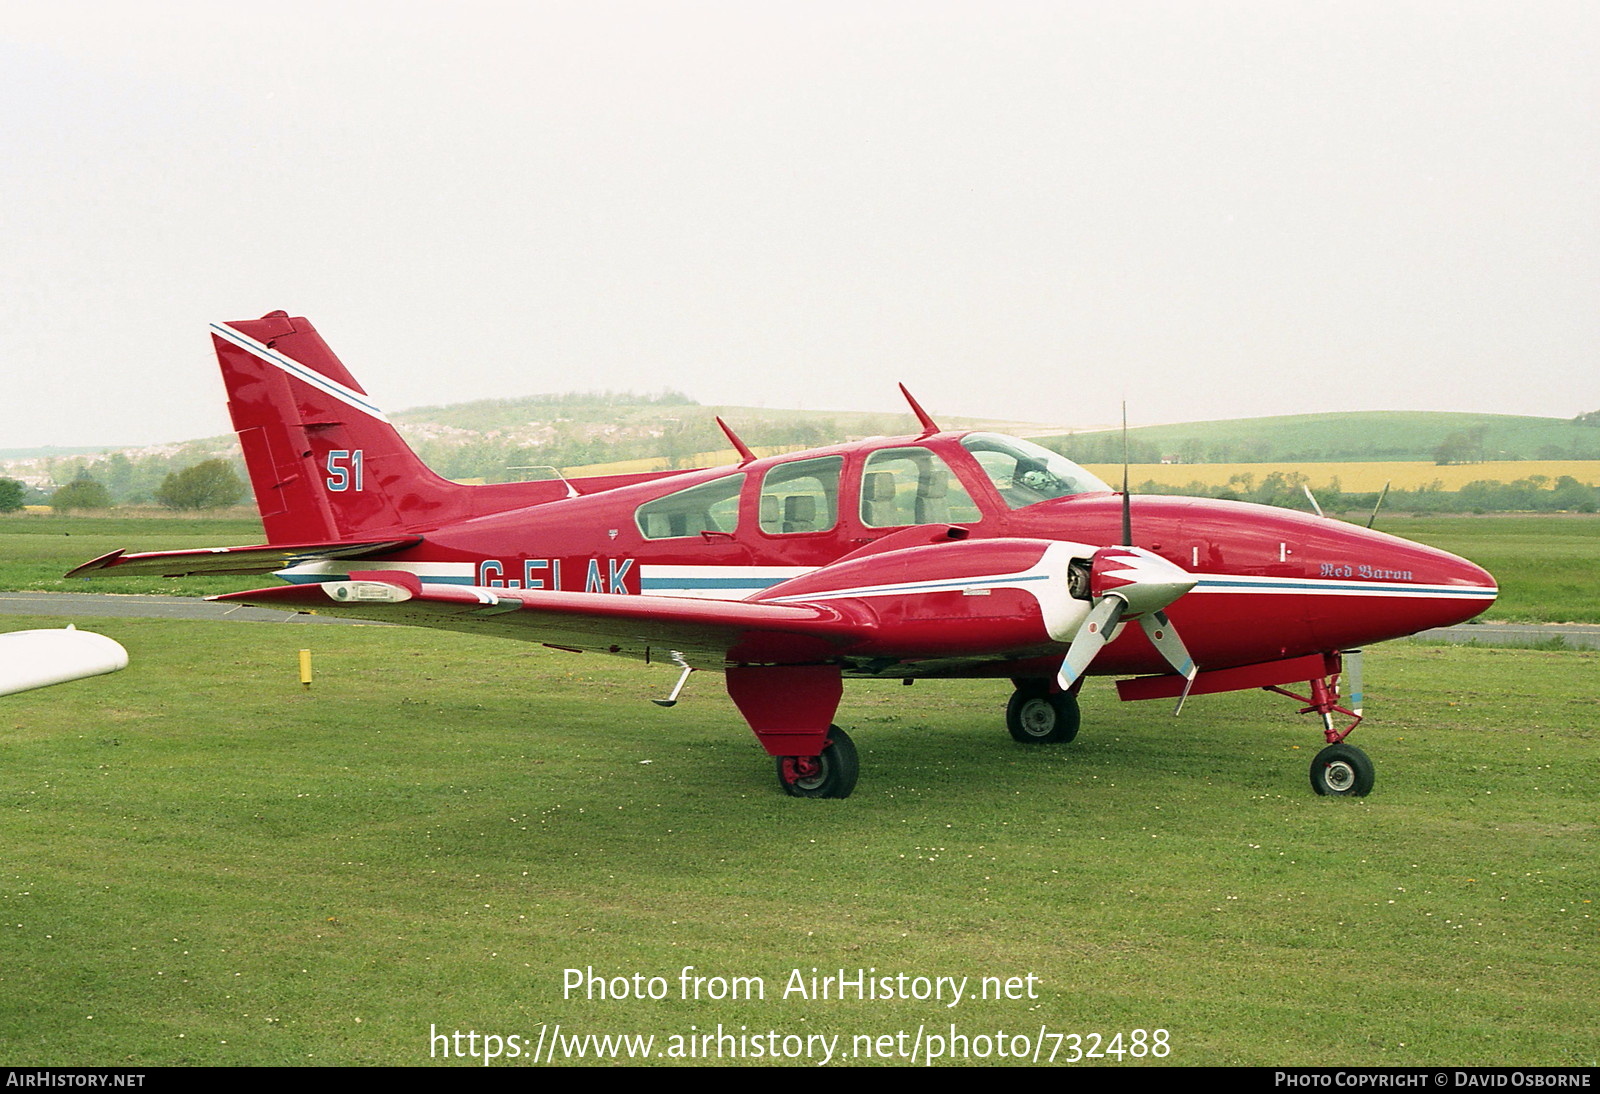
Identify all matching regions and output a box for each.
[66,537,423,579]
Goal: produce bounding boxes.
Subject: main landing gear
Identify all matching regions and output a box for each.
[1004,680,1080,744]
[775,725,859,799]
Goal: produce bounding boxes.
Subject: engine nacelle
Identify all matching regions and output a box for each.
[756,537,1095,657]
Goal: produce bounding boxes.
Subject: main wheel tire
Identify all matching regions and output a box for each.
[776,725,859,799]
[1310,742,1375,797]
[1005,689,1081,744]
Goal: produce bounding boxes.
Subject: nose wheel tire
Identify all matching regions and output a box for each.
[1005,689,1080,744]
[1310,742,1375,797]
[777,725,859,799]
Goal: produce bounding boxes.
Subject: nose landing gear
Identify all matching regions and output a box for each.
[1310,742,1375,796]
[1265,652,1373,797]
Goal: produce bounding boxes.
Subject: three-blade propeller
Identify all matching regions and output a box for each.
[1057,408,1201,698]
[1055,544,1199,693]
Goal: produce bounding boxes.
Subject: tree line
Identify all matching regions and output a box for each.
[1052,423,1600,465]
[1,458,246,513]
[7,391,1598,516]
[7,461,1595,517]
[1130,470,1599,514]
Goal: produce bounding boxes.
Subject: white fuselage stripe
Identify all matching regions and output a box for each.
[1190,575,1497,599]
[275,560,1496,603]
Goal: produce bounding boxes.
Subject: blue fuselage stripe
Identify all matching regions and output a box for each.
[1194,578,1496,597]
[641,577,781,590]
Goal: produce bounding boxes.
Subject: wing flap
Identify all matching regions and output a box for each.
[66,538,424,579]
[209,579,870,667]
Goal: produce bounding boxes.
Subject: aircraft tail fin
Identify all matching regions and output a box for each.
[213,312,570,544]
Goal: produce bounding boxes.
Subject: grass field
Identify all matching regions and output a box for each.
[1386,516,1600,624]
[0,514,267,599]
[0,617,1594,1067]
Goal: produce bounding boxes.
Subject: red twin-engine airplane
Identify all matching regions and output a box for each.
[72,312,1498,800]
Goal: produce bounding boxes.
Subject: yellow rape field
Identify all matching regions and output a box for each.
[561,454,1600,491]
[1080,460,1600,493]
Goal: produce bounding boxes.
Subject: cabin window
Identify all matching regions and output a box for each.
[960,433,1111,509]
[858,447,982,528]
[635,474,743,539]
[759,456,842,535]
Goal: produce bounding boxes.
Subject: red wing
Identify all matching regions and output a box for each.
[209,576,870,667]
[66,538,424,579]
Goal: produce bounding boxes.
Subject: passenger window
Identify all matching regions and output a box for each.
[635,474,743,539]
[759,456,842,535]
[858,447,982,528]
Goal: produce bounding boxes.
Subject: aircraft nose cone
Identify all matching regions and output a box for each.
[1420,545,1498,627]
[1315,526,1498,643]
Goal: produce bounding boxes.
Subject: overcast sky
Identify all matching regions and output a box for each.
[3,1,1596,449]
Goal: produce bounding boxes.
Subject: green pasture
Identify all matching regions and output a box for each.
[1385,516,1600,623]
[0,515,266,598]
[1,618,1593,1066]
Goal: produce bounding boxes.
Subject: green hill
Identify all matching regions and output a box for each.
[1043,411,1600,465]
[390,392,1035,481]
[16,400,1598,501]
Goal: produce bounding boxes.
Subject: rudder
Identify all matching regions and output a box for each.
[214,312,505,543]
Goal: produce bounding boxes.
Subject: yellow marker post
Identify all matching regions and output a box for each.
[299,649,312,689]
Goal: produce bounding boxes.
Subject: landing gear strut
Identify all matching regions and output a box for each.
[1004,681,1080,744]
[1264,653,1374,797]
[776,725,859,799]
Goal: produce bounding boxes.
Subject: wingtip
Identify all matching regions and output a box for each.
[64,549,125,579]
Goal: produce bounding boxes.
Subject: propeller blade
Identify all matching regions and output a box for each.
[1172,670,1198,716]
[1056,595,1126,691]
[1140,609,1196,681]
[1056,546,1201,693]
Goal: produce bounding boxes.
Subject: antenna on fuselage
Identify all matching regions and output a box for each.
[1120,401,1133,546]
[716,416,757,465]
[898,384,940,437]
[1365,481,1391,529]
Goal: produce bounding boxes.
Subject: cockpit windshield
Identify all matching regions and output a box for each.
[960,433,1112,509]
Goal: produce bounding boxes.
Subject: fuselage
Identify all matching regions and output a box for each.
[277,429,1497,679]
